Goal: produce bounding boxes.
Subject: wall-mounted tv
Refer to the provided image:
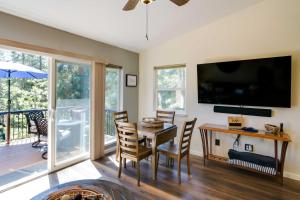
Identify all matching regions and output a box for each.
[197,56,291,108]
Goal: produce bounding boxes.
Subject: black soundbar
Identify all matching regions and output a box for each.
[214,106,272,117]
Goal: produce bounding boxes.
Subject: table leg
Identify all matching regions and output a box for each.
[152,137,157,180]
[279,141,289,185]
[210,130,213,155]
[274,140,278,172]
[205,130,209,159]
[199,128,207,166]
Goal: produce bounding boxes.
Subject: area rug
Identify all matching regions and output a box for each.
[31,179,135,200]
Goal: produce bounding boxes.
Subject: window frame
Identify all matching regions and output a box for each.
[154,64,187,115]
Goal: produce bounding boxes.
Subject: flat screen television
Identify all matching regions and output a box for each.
[197,56,291,108]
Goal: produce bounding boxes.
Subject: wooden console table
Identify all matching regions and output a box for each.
[199,123,291,184]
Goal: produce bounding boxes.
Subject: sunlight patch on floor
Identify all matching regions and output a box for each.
[55,160,103,184]
[0,160,102,199]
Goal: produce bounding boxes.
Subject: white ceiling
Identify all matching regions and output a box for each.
[0,0,260,53]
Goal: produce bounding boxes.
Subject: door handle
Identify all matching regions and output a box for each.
[49,109,56,122]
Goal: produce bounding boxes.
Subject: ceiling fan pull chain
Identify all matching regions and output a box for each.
[146,4,149,40]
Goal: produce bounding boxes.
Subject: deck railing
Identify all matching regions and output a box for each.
[0,109,47,143]
[104,109,116,137]
[0,108,116,143]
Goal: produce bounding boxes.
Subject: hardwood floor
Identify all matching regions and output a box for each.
[96,153,300,200]
[1,153,299,199]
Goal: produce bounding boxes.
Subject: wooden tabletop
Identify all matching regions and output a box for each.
[199,123,291,142]
[137,123,176,138]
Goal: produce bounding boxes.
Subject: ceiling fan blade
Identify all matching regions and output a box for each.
[169,0,190,6]
[123,0,140,11]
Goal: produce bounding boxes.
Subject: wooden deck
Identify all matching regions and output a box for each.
[0,138,47,187]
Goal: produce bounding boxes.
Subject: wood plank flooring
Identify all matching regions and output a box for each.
[95,153,300,200]
[1,153,299,200]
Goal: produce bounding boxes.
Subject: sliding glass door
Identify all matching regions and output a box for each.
[50,59,91,169]
[104,66,122,146]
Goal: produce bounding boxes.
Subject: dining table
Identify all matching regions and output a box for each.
[137,122,177,180]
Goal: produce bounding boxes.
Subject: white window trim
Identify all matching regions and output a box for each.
[153,65,187,115]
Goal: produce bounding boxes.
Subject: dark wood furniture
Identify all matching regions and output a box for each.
[156,110,175,124]
[25,110,45,147]
[113,111,128,162]
[199,123,291,184]
[155,110,176,163]
[113,111,146,162]
[157,118,197,184]
[137,122,177,180]
[116,122,152,186]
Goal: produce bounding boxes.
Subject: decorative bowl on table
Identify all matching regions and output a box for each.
[141,117,164,128]
[47,185,111,200]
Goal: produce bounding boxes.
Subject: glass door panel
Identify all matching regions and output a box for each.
[104,67,121,145]
[54,60,91,165]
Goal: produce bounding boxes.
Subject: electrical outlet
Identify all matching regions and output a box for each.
[215,139,220,146]
[245,144,254,152]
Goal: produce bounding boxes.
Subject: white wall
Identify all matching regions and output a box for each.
[139,0,300,180]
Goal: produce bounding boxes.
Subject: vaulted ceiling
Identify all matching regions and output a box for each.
[0,0,260,52]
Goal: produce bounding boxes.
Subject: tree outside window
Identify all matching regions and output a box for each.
[154,66,186,113]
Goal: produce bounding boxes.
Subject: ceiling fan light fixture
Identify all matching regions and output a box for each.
[142,0,154,5]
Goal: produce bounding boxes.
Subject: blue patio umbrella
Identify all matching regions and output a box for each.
[0,61,48,144]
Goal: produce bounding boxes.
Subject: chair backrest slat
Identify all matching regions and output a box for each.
[113,111,129,123]
[179,118,197,156]
[116,122,139,156]
[156,110,175,124]
[119,139,137,146]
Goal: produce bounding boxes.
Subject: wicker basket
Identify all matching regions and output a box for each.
[47,186,109,200]
[141,117,164,128]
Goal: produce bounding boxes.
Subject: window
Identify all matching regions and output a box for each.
[104,65,122,145]
[154,65,186,114]
[105,66,122,111]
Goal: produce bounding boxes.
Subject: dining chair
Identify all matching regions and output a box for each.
[113,111,146,162]
[156,118,197,184]
[156,110,175,124]
[116,121,152,186]
[155,110,176,162]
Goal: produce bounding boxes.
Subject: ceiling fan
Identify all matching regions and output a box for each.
[123,0,190,11]
[123,0,190,40]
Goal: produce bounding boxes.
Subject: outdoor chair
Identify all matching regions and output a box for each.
[34,118,48,159]
[25,110,45,147]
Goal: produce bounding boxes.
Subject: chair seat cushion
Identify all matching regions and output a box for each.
[158,143,179,156]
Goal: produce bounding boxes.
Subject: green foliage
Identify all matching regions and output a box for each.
[156,68,185,111]
[0,48,48,112]
[105,68,120,111]
[56,61,90,100]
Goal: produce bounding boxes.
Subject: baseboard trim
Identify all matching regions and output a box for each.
[189,150,300,181]
[190,150,203,157]
[284,171,300,181]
